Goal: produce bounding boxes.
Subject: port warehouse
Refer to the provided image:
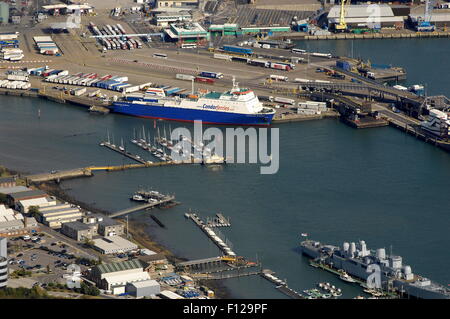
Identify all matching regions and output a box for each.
[326,5,404,29]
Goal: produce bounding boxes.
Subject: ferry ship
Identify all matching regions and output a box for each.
[112,80,276,126]
[420,108,450,137]
[301,239,450,299]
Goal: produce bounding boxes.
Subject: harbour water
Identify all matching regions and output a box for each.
[297,38,450,95]
[0,39,449,298]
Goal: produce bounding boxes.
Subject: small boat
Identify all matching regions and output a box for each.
[131,194,145,201]
[339,271,356,283]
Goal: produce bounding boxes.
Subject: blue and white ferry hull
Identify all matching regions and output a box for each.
[112,102,275,126]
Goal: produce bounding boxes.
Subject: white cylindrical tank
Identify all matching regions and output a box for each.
[376,248,386,260]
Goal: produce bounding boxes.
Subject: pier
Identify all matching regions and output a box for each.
[109,195,175,218]
[185,212,236,256]
[26,168,93,184]
[260,269,305,299]
[100,141,150,164]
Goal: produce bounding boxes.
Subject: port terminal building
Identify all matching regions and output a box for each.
[164,22,209,43]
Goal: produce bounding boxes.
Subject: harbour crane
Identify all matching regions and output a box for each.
[335,0,350,32]
[416,0,435,32]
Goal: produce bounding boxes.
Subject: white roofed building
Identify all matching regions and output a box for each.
[16,197,57,214]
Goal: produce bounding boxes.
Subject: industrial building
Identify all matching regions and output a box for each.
[164,22,209,43]
[156,0,198,9]
[409,11,450,28]
[0,205,38,237]
[41,4,94,15]
[138,253,168,271]
[327,5,404,30]
[7,189,48,207]
[0,177,16,188]
[126,279,160,298]
[37,204,82,228]
[61,214,124,241]
[16,197,57,215]
[0,186,29,196]
[61,221,95,241]
[92,236,138,255]
[89,259,150,294]
[154,12,192,27]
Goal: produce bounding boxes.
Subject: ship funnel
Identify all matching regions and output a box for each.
[350,242,356,256]
[343,242,350,252]
[360,240,368,257]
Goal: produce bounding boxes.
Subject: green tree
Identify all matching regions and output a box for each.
[28,206,40,219]
[0,193,7,204]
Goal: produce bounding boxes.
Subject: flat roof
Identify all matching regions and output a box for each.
[128,279,159,288]
[328,4,395,19]
[9,190,47,200]
[0,186,30,194]
[62,221,91,231]
[93,236,138,255]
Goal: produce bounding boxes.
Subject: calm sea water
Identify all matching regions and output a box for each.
[0,39,449,298]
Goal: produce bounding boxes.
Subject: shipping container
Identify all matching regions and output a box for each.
[269,75,288,82]
[199,71,223,79]
[311,52,332,59]
[176,73,195,81]
[247,59,269,67]
[213,53,232,61]
[194,77,215,84]
[274,97,295,105]
[222,45,253,55]
[270,62,291,71]
[336,60,351,71]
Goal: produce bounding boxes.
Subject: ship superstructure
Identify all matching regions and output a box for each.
[301,239,450,299]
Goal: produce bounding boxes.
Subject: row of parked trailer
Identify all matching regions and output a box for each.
[89,22,143,51]
[39,69,153,94]
[0,79,31,90]
[1,48,24,61]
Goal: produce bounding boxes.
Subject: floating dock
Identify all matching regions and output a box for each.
[260,269,305,299]
[185,212,235,256]
[100,141,150,164]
